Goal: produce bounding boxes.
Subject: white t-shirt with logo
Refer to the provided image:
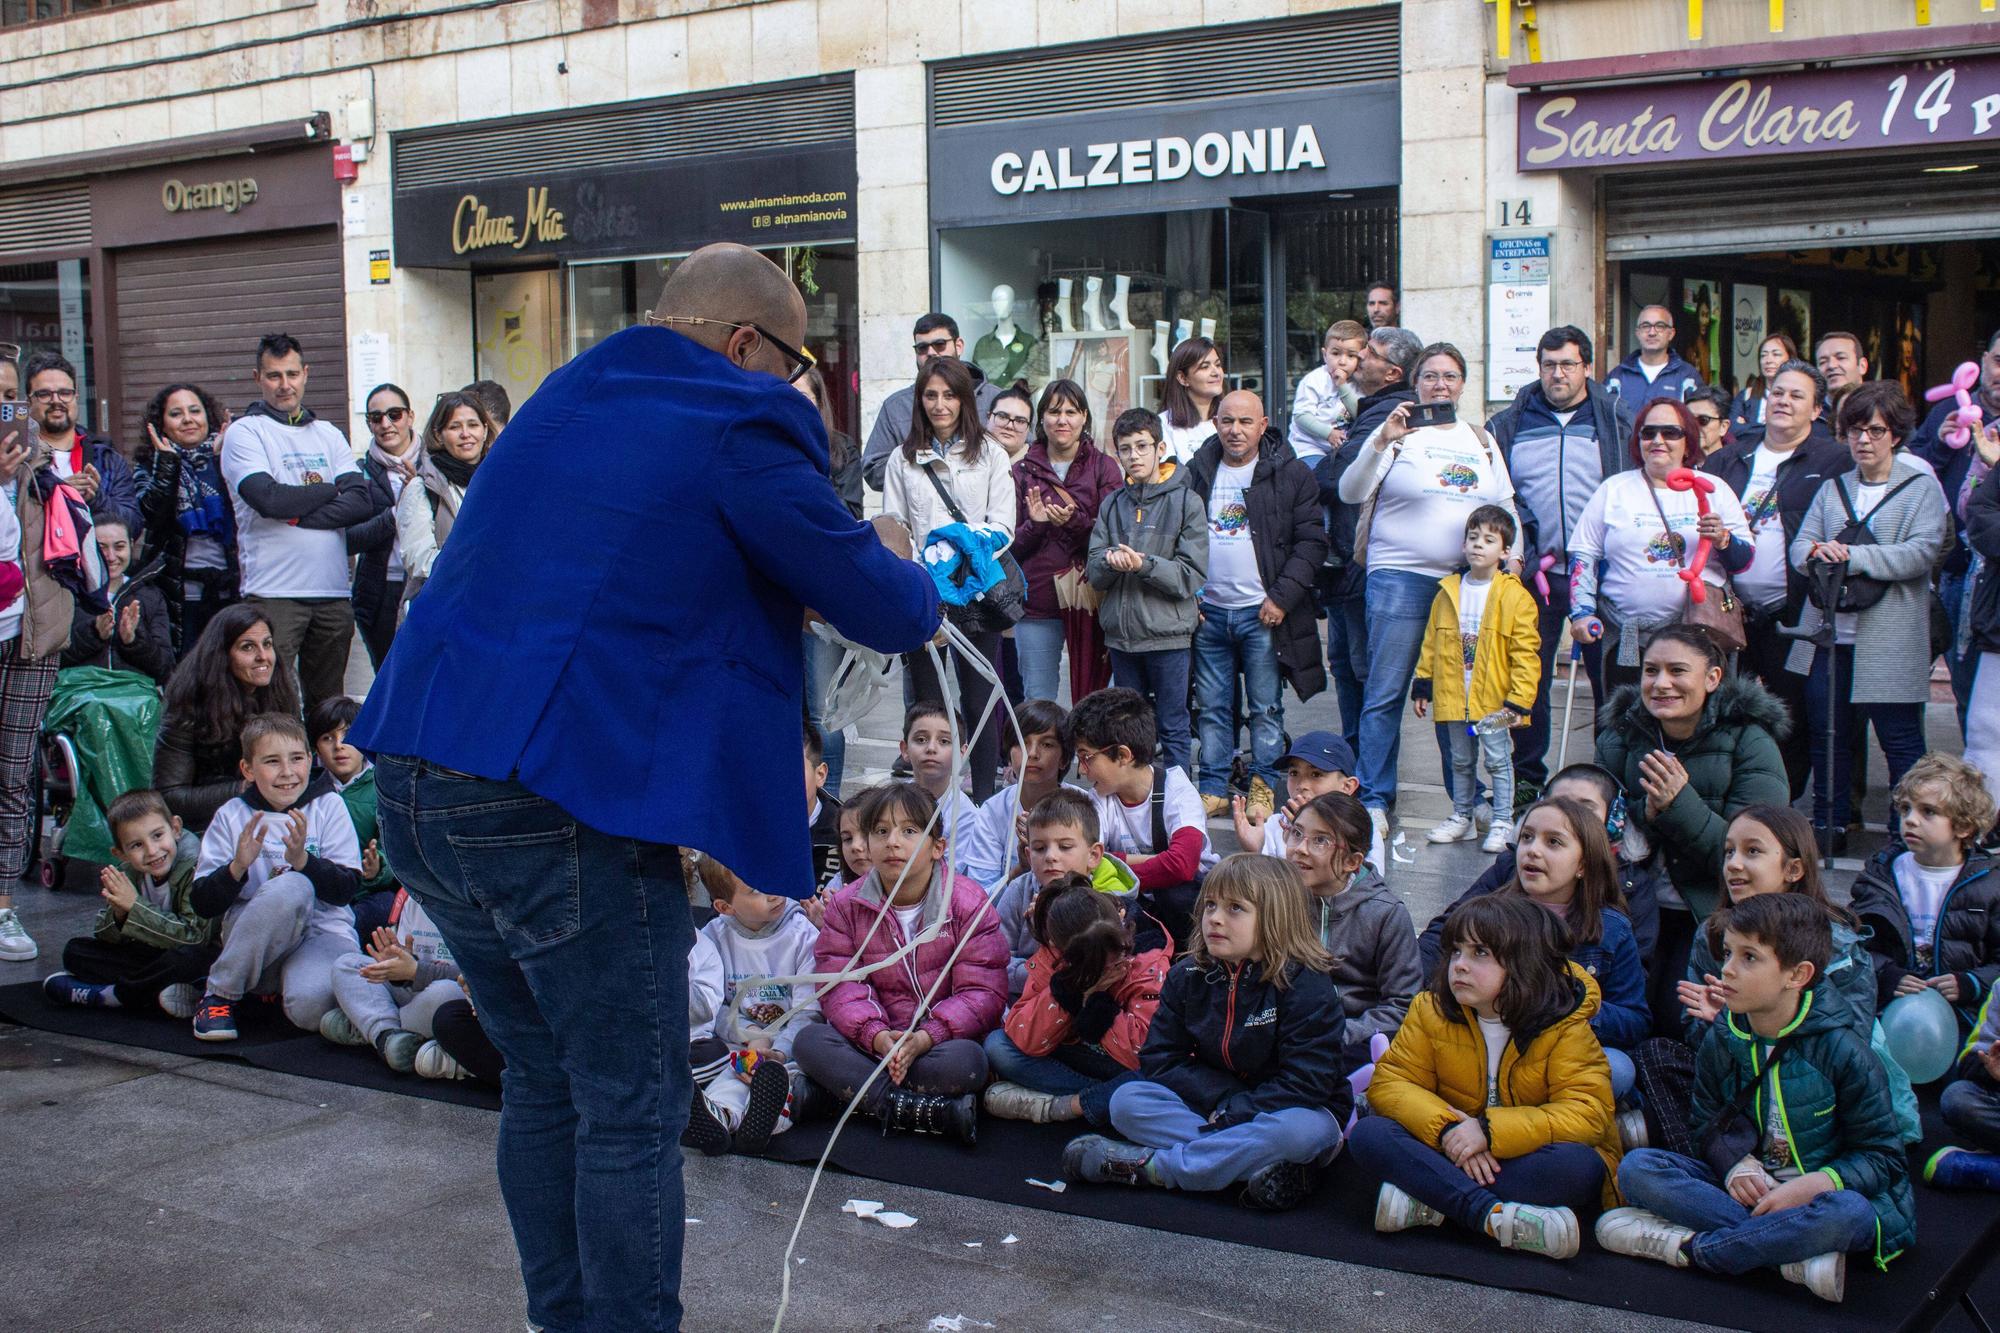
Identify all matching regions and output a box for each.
[1571,470,1751,631]
[1203,459,1264,609]
[222,414,363,598]
[1457,573,1492,693]
[1894,851,1959,970]
[1735,445,1791,612]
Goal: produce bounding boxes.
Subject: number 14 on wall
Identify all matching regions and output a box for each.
[1496,198,1534,228]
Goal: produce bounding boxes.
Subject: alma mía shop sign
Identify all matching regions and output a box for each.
[1520,52,2000,171]
[392,145,858,269]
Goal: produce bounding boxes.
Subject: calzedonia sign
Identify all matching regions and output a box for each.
[1519,53,2000,171]
[931,85,1399,226]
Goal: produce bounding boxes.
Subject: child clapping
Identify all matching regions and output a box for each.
[323,896,466,1073]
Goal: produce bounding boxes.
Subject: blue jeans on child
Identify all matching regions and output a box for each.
[1015,617,1067,704]
[1347,1114,1604,1232]
[374,755,694,1333]
[1443,721,1513,823]
[1618,1149,1878,1273]
[983,1030,1137,1128]
[1605,1048,1636,1104]
[1110,646,1194,779]
[1192,604,1285,799]
[1941,1079,2000,1152]
[1109,1080,1341,1191]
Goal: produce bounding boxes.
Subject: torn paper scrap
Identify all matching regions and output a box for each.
[927,1318,996,1332]
[841,1199,884,1218]
[875,1211,919,1228]
[1001,1234,1019,1245]
[1026,1177,1068,1193]
[963,1241,982,1248]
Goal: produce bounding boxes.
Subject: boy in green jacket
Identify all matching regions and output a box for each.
[310,696,399,938]
[44,789,218,1017]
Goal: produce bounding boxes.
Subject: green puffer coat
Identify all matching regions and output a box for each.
[1594,674,1790,919]
[1694,984,1916,1268]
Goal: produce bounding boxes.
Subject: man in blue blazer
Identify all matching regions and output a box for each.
[351,244,939,1333]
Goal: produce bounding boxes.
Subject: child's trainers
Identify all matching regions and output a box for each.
[982,1081,1060,1123]
[1926,1146,2000,1191]
[192,994,238,1042]
[414,1041,469,1080]
[42,971,117,1008]
[1616,1107,1650,1151]
[319,1008,369,1047]
[1780,1252,1847,1303]
[1427,814,1477,844]
[158,983,201,1019]
[1486,1202,1579,1259]
[1373,1182,1446,1232]
[1481,819,1515,854]
[1239,1160,1319,1212]
[731,1060,793,1155]
[376,1028,423,1073]
[0,906,38,961]
[1245,777,1277,821]
[1061,1134,1162,1188]
[1594,1207,1693,1268]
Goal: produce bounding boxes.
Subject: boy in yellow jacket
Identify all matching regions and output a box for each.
[1413,506,1541,853]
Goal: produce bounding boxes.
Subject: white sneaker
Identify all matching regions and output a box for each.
[1427,815,1477,844]
[1487,1202,1579,1259]
[0,906,38,961]
[158,983,201,1019]
[318,1008,369,1047]
[1481,820,1515,854]
[415,1040,470,1080]
[1616,1107,1649,1151]
[1473,800,1494,832]
[1369,807,1390,843]
[1780,1252,1847,1303]
[1373,1182,1445,1233]
[1595,1207,1693,1268]
[981,1080,1062,1123]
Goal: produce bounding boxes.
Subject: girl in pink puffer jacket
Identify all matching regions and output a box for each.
[792,783,1008,1143]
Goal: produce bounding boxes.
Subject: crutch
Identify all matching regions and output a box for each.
[1555,635,1587,770]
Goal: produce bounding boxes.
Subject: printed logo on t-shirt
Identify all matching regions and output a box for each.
[1460,630,1478,671]
[1437,463,1480,493]
[1210,497,1249,537]
[1744,486,1779,529]
[1643,530,1685,564]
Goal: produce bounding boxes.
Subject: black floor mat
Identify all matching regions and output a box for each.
[7,979,1994,1331]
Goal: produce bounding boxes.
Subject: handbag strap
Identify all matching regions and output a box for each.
[1836,473,1919,532]
[1642,476,1690,573]
[920,455,971,529]
[1710,1029,1798,1128]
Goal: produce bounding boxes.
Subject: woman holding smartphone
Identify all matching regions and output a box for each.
[1337,342,1522,835]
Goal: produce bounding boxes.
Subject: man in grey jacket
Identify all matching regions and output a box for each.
[1087,407,1208,778]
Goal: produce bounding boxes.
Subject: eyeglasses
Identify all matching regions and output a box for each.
[645,314,816,384]
[1689,413,1721,428]
[989,410,1031,430]
[1416,370,1464,385]
[28,387,76,403]
[1638,424,1686,441]
[913,337,955,357]
[1845,424,1894,443]
[1282,825,1343,856]
[365,407,410,426]
[1636,321,1674,333]
[1539,359,1584,373]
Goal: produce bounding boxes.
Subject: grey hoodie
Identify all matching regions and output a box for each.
[1310,867,1423,1052]
[1085,462,1209,653]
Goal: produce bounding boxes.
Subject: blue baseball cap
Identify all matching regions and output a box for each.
[1283,731,1357,776]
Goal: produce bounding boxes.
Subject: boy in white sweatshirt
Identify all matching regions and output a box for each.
[189,713,363,1041]
[322,889,467,1074]
[685,855,822,1155]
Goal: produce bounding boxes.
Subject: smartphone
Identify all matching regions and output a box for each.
[0,402,20,423]
[1412,400,1457,429]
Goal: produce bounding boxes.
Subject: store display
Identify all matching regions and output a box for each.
[1152,321,1170,374]
[1082,276,1107,331]
[1174,318,1193,347]
[1199,317,1216,340]
[1055,277,1076,332]
[973,283,1038,386]
[1108,274,1132,330]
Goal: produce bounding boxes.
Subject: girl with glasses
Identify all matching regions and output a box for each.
[346,383,420,668]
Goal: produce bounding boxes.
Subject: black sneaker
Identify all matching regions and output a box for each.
[42,972,117,1008]
[681,1087,733,1157]
[1060,1133,1159,1186]
[878,1088,977,1144]
[890,755,913,779]
[788,1069,843,1124]
[731,1060,793,1155]
[1239,1160,1319,1211]
[192,993,238,1041]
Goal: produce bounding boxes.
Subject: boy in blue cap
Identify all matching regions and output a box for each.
[1234,731,1384,875]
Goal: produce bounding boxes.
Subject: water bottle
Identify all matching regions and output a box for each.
[1469,709,1516,737]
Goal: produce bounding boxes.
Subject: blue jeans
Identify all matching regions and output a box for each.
[983,1029,1137,1128]
[1109,1080,1341,1191]
[1110,646,1194,779]
[1941,567,1973,735]
[1324,578,1367,754]
[801,629,846,797]
[1618,1149,1878,1274]
[1443,723,1513,823]
[1192,604,1284,798]
[1015,616,1067,704]
[1347,1114,1604,1233]
[1605,1047,1636,1105]
[374,756,694,1333]
[1804,645,1928,832]
[1358,569,1440,810]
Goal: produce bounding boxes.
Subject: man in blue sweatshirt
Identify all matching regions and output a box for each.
[1605,305,1704,408]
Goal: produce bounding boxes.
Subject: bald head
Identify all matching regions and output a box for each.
[1215,390,1267,464]
[651,243,807,353]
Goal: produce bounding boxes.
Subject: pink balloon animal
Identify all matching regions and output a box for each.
[1924,361,1981,450]
[1664,467,1715,603]
[1532,552,1556,603]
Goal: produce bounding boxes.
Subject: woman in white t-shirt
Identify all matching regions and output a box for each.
[1158,337,1225,466]
[1338,343,1521,825]
[1570,399,1752,693]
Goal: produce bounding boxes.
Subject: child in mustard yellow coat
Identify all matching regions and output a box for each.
[1348,894,1620,1260]
[1413,506,1542,852]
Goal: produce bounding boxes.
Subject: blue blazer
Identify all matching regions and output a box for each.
[348,326,941,895]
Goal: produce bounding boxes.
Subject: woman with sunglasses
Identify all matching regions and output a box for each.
[1569,399,1753,693]
[344,384,421,668]
[137,382,236,652]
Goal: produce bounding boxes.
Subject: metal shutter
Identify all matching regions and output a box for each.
[1602,146,2000,258]
[0,182,90,259]
[112,227,348,447]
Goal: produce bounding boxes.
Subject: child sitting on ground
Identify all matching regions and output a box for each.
[984,873,1170,1127]
[1929,990,2000,1191]
[188,713,363,1040]
[1234,732,1385,877]
[1604,894,1914,1303]
[1850,753,1998,1033]
[1069,687,1217,951]
[322,892,466,1073]
[1353,894,1619,1261]
[1283,792,1421,1063]
[793,783,1007,1143]
[684,854,822,1156]
[1061,854,1350,1213]
[308,696,398,941]
[1495,798,1649,1110]
[962,699,1075,891]
[901,700,979,874]
[1086,407,1208,778]
[806,721,845,893]
[994,789,1140,998]
[1413,506,1540,854]
[43,789,215,1017]
[830,786,876,891]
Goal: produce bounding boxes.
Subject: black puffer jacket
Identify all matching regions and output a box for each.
[1967,458,2000,658]
[345,454,404,638]
[1701,424,1850,622]
[1850,847,1999,1027]
[152,709,246,832]
[1137,955,1350,1126]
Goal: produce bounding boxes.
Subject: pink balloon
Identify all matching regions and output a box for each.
[1925,361,1980,449]
[1665,467,1715,603]
[1533,552,1556,603]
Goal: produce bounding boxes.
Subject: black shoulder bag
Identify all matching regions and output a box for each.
[1696,1032,1797,1180]
[1805,475,1920,614]
[920,461,1027,633]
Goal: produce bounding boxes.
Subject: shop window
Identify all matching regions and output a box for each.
[473,269,564,417]
[0,258,94,422]
[2,0,152,29]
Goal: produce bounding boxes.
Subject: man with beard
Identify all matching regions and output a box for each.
[20,352,140,533]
